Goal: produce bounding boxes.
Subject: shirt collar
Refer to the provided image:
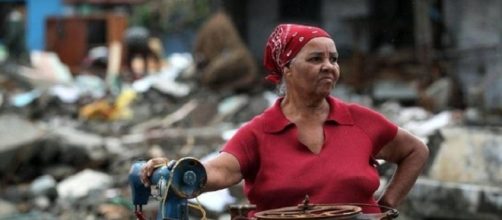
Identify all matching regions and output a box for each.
[263,96,354,133]
[326,96,354,125]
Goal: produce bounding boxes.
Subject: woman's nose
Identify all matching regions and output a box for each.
[321,59,335,71]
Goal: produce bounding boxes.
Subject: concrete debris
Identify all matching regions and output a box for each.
[332,83,374,107]
[372,80,418,104]
[429,127,502,186]
[401,178,502,220]
[49,84,81,104]
[0,212,58,220]
[20,51,73,86]
[2,1,502,220]
[212,94,250,124]
[0,19,500,220]
[0,199,17,217]
[141,73,191,97]
[423,77,453,112]
[130,99,199,133]
[29,175,57,199]
[379,101,428,124]
[0,68,499,219]
[9,89,41,107]
[132,53,193,97]
[74,74,107,99]
[32,196,51,211]
[403,111,454,138]
[0,60,500,220]
[52,126,106,161]
[57,169,113,200]
[0,114,45,175]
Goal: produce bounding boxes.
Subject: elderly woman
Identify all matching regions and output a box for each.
[141,24,429,215]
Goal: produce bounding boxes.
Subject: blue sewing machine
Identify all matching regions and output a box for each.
[129,157,207,220]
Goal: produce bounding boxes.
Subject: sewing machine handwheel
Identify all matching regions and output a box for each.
[170,157,207,198]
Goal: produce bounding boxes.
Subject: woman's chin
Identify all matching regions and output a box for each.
[316,84,335,96]
[316,90,331,98]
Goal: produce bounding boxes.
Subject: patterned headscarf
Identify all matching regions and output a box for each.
[264,24,331,84]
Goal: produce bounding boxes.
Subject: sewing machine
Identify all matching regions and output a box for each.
[129,157,207,220]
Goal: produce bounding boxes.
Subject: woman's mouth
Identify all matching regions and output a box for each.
[320,77,335,83]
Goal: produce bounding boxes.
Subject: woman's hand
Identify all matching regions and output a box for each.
[139,153,243,192]
[376,128,429,208]
[140,157,169,187]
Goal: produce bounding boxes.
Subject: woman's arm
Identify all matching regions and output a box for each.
[375,128,429,208]
[202,152,243,192]
[140,152,243,192]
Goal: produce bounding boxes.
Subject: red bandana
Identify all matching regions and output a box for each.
[263,24,331,84]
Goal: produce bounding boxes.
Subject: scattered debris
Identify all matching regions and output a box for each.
[57,169,113,200]
[0,4,500,218]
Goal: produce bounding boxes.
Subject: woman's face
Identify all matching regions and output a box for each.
[283,37,340,98]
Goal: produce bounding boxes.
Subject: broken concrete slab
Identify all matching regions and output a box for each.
[0,199,17,217]
[429,126,502,186]
[57,169,112,200]
[403,111,453,138]
[51,126,106,161]
[0,114,45,174]
[29,175,57,199]
[402,178,502,220]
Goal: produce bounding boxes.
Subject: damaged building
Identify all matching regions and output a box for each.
[0,0,501,219]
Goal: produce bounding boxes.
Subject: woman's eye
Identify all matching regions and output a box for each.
[309,57,322,62]
[330,57,338,63]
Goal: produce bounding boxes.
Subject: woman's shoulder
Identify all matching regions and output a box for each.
[329,96,390,124]
[332,97,398,145]
[335,98,379,116]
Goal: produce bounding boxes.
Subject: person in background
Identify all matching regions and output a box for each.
[123,26,164,80]
[3,7,26,61]
[141,24,429,216]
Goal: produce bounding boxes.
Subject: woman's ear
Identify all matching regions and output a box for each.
[283,65,291,76]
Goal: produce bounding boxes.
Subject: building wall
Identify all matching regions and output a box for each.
[322,0,371,54]
[443,0,502,111]
[246,0,371,62]
[26,0,64,51]
[246,0,278,62]
[445,0,500,49]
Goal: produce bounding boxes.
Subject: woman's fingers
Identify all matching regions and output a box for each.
[140,161,150,187]
[140,158,168,187]
[140,160,155,187]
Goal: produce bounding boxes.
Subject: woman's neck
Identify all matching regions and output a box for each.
[281,93,329,121]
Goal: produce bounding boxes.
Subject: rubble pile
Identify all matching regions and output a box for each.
[0,52,500,220]
[0,52,270,219]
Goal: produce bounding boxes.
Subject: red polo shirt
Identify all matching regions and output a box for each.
[222,96,398,214]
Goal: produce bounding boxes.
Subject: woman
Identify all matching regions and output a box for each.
[141,24,429,215]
